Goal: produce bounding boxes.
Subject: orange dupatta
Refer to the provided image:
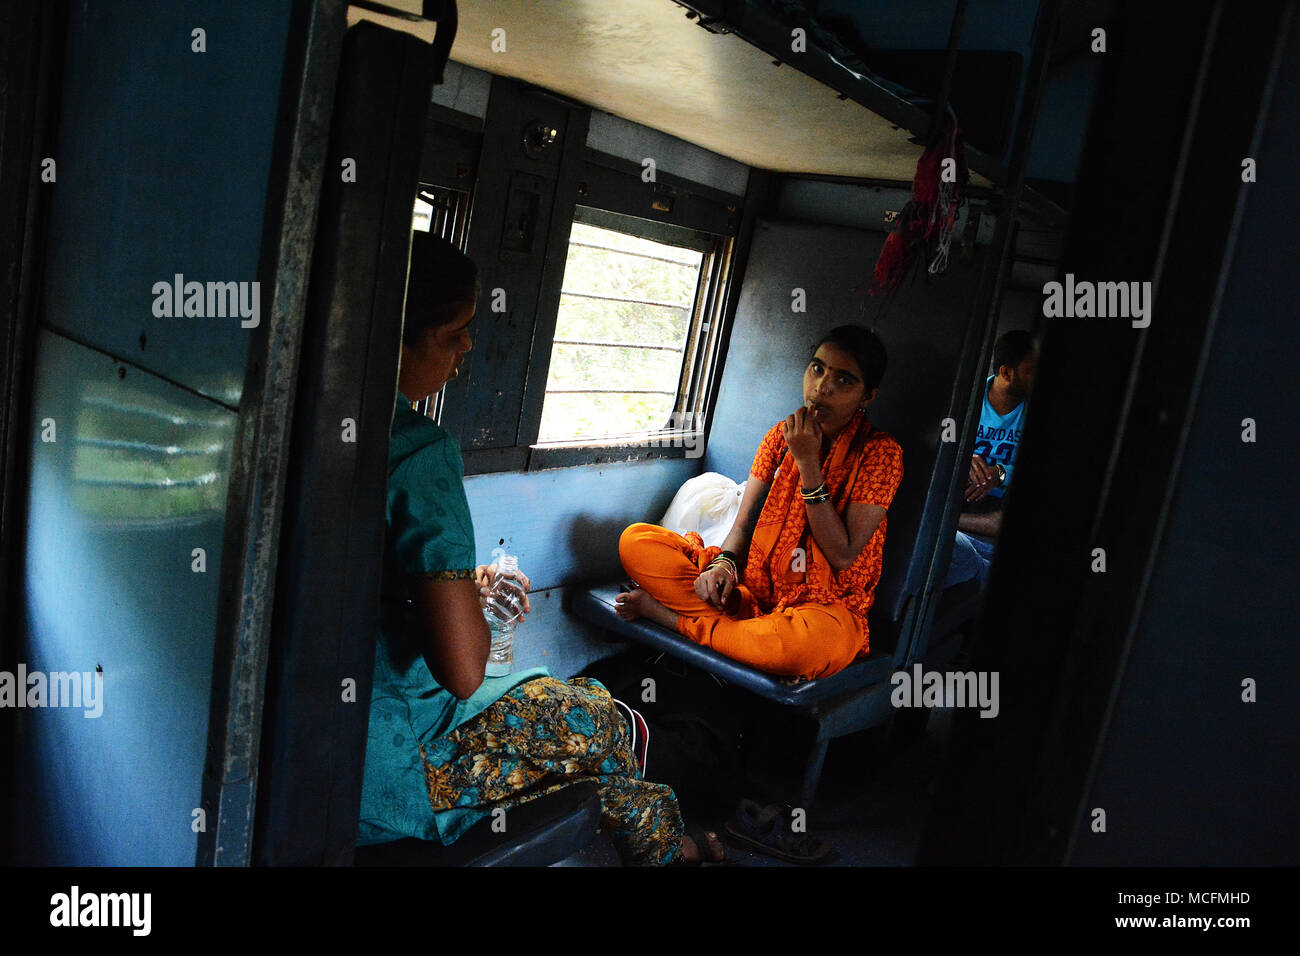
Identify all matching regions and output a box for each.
[742,409,884,646]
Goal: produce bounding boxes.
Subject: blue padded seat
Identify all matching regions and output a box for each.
[574,585,897,707]
[569,577,981,807]
[353,782,601,867]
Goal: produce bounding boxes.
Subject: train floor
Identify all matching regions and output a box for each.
[555,702,960,867]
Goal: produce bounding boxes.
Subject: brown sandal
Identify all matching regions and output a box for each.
[723,799,834,864]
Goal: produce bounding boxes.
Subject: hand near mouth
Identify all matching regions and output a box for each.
[783,405,824,468]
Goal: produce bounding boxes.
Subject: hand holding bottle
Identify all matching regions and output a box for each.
[475,561,532,623]
[480,554,528,678]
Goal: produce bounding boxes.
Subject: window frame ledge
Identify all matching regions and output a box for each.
[528,429,707,471]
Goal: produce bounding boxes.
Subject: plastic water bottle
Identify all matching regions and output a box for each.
[483,554,525,677]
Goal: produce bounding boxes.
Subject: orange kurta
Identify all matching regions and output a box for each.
[620,410,903,680]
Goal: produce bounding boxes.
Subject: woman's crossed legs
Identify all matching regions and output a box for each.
[616,523,862,680]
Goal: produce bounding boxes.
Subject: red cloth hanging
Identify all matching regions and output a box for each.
[869,121,968,296]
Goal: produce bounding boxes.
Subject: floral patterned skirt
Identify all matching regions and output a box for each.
[418,676,684,866]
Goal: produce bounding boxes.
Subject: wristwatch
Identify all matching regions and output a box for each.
[994,463,1007,484]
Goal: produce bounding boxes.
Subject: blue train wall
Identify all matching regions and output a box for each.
[14,1,292,866]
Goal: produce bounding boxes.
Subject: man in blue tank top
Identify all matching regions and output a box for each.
[946,330,1037,587]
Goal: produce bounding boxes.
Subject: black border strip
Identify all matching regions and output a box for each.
[0,0,68,868]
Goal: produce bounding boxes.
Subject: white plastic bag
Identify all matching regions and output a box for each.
[659,472,746,548]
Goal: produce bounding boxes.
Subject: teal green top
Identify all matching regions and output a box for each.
[357,393,546,847]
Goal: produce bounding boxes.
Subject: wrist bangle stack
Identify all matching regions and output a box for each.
[707,550,740,580]
[800,482,830,505]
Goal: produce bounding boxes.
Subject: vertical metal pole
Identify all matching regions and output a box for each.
[930,0,969,144]
[905,0,1063,666]
[198,0,347,866]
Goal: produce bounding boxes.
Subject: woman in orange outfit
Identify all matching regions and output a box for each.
[616,326,903,681]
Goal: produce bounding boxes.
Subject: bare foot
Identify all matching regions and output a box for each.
[679,834,699,865]
[675,830,725,866]
[614,588,678,630]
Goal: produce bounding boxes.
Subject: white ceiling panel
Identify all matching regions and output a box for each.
[351,0,943,181]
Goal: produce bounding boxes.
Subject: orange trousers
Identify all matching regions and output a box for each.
[618,523,863,681]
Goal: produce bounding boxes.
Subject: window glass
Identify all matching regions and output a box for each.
[537,222,704,442]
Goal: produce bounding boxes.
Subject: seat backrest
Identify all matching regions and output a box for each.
[704,218,989,649]
[253,21,437,866]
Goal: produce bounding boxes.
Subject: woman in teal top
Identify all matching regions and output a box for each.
[357,232,695,865]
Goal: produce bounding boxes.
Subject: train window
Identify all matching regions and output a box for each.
[525,206,731,466]
[412,193,435,233]
[535,216,715,445]
[412,183,471,246]
[412,194,433,232]
[433,99,742,474]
